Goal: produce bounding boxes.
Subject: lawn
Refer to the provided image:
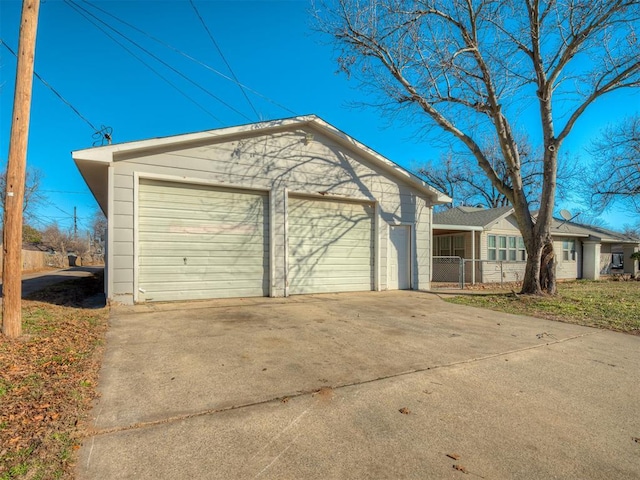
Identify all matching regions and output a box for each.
[0,273,108,480]
[446,280,640,334]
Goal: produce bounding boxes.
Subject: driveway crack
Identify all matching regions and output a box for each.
[85,329,601,438]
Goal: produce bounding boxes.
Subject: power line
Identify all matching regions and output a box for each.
[65,0,252,122]
[40,189,92,194]
[188,0,260,120]
[63,0,223,124]
[1,38,100,133]
[78,0,297,116]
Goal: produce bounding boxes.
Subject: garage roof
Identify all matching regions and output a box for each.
[73,115,451,214]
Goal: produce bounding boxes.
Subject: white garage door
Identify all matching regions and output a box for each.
[138,180,269,302]
[288,196,374,294]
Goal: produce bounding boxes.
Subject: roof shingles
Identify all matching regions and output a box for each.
[433,206,513,228]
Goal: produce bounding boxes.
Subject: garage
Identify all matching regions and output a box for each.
[137,179,269,301]
[74,115,450,304]
[287,195,374,294]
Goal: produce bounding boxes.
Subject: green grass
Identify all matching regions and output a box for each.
[446,280,640,334]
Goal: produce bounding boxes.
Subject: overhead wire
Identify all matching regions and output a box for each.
[1,38,100,133]
[66,0,253,122]
[40,189,92,194]
[188,0,260,120]
[63,0,225,124]
[78,0,297,116]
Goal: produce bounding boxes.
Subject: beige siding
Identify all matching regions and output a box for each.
[106,127,432,303]
[554,238,581,279]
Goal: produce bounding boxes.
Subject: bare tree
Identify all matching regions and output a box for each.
[315,0,640,294]
[0,164,45,224]
[587,115,640,213]
[420,153,513,209]
[41,223,71,267]
[419,141,579,211]
[622,223,640,238]
[89,209,106,263]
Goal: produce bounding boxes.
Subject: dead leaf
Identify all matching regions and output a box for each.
[633,436,640,443]
[453,464,468,474]
[281,397,290,404]
[399,407,410,415]
[447,453,461,460]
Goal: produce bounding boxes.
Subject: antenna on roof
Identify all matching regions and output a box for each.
[557,209,580,228]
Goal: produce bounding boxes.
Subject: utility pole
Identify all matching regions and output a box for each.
[2,0,40,338]
[74,206,77,239]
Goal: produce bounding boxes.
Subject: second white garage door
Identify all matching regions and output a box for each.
[138,180,269,302]
[287,196,374,294]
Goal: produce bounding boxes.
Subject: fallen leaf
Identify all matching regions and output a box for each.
[399,407,410,415]
[633,436,640,443]
[453,464,468,474]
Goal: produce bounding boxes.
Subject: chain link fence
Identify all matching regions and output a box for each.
[432,257,527,289]
[465,259,526,285]
[431,256,464,289]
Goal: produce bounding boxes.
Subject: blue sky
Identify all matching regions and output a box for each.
[1,0,638,235]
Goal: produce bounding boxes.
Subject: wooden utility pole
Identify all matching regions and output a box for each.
[2,0,40,338]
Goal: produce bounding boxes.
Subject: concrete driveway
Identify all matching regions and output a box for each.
[0,266,103,298]
[78,291,640,479]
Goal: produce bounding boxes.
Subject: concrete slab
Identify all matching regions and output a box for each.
[78,291,640,479]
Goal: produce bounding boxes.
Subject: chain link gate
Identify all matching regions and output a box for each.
[431,256,464,289]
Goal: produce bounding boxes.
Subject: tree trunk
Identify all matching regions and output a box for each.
[521,237,543,295]
[539,239,557,294]
[521,235,557,295]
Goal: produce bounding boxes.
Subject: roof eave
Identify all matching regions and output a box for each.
[71,115,451,204]
[433,224,484,231]
[482,207,516,229]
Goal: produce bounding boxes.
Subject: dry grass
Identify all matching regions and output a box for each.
[0,273,108,480]
[446,280,640,334]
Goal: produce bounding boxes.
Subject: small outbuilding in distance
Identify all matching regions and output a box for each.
[73,115,450,304]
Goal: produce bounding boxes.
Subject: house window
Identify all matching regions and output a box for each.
[517,237,526,261]
[562,239,576,261]
[488,235,497,260]
[488,234,527,261]
[508,236,516,261]
[434,234,464,257]
[498,235,507,260]
[453,235,465,257]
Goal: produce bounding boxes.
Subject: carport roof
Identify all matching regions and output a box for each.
[73,115,451,214]
[433,206,514,229]
[434,206,640,245]
[551,218,640,244]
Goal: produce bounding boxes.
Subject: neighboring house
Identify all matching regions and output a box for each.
[73,115,450,304]
[433,206,640,284]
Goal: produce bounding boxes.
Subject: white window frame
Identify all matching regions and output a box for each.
[488,234,527,262]
[562,239,576,261]
[434,234,465,257]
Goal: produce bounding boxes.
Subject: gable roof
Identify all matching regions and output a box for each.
[433,206,514,229]
[73,115,451,213]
